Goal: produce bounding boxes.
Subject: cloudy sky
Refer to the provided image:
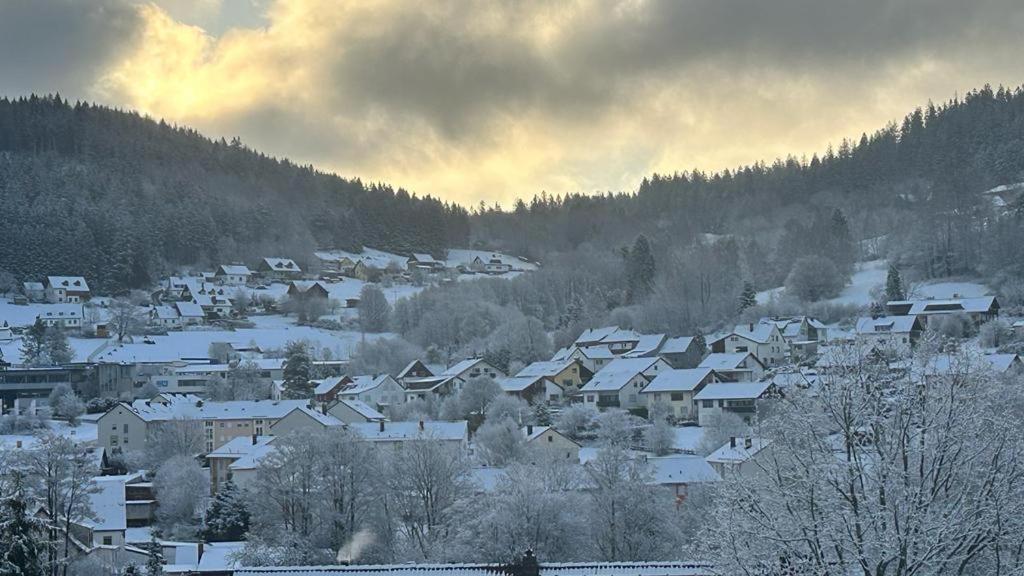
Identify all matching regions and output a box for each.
[3,0,1024,206]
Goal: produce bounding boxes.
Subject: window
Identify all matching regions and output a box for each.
[701,400,714,408]
[122,424,128,433]
[548,436,554,443]
[670,392,687,401]
[102,536,112,546]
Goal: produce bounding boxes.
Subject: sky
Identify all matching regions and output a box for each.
[2,0,1024,207]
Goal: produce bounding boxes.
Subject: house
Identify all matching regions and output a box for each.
[189,293,233,319]
[918,352,1024,382]
[44,275,91,303]
[0,364,92,406]
[564,345,617,373]
[72,474,136,547]
[396,359,443,385]
[580,357,670,411]
[336,374,405,409]
[0,321,12,343]
[207,435,276,493]
[349,420,469,450]
[697,353,766,382]
[647,455,721,506]
[854,315,925,356]
[709,323,787,367]
[326,398,387,423]
[403,375,460,402]
[761,316,828,359]
[706,436,771,477]
[37,304,83,330]
[657,336,706,368]
[314,375,352,403]
[407,253,445,272]
[442,358,506,383]
[214,265,252,286]
[97,397,310,455]
[257,257,302,280]
[499,375,565,404]
[314,252,355,274]
[514,359,592,396]
[577,326,643,355]
[22,281,45,301]
[693,381,778,426]
[886,295,1000,327]
[287,280,330,300]
[175,301,205,325]
[640,367,718,421]
[622,334,668,359]
[522,425,580,462]
[150,305,182,329]
[270,406,343,435]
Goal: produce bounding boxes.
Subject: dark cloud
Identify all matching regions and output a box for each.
[0,0,142,97]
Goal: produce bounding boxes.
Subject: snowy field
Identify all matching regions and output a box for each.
[0,420,98,449]
[757,259,992,307]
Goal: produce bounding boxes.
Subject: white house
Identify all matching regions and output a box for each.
[639,367,717,421]
[697,353,766,382]
[45,276,91,303]
[348,420,469,451]
[327,399,387,423]
[150,305,182,328]
[37,304,83,330]
[258,257,303,280]
[709,323,786,367]
[706,436,771,477]
[336,374,406,409]
[854,315,924,356]
[693,381,777,426]
[442,358,506,385]
[647,455,721,506]
[215,264,253,286]
[499,375,565,404]
[580,357,670,411]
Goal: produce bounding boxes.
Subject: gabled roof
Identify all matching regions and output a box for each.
[397,359,437,379]
[698,352,763,371]
[403,375,455,391]
[499,375,550,392]
[175,301,205,318]
[409,253,439,264]
[349,420,468,442]
[889,296,998,315]
[82,474,141,531]
[641,368,715,394]
[717,323,778,344]
[574,345,616,360]
[855,315,920,334]
[342,374,398,395]
[262,257,301,272]
[693,381,773,401]
[521,425,580,446]
[207,435,275,459]
[623,334,667,357]
[118,398,309,423]
[278,406,343,427]
[443,358,487,377]
[516,359,576,378]
[580,357,661,392]
[22,281,44,291]
[46,276,90,292]
[574,326,619,345]
[706,437,771,465]
[335,399,386,421]
[647,455,721,485]
[152,305,179,320]
[217,265,252,276]
[314,375,351,395]
[660,336,696,355]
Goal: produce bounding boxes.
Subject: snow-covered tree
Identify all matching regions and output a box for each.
[145,418,204,468]
[43,327,73,366]
[47,384,84,425]
[358,285,391,333]
[596,409,638,449]
[153,455,207,538]
[0,473,46,576]
[643,414,676,456]
[109,298,144,343]
[700,349,1024,575]
[885,262,905,302]
[475,417,526,466]
[555,404,598,441]
[281,341,313,399]
[202,478,250,542]
[484,395,531,424]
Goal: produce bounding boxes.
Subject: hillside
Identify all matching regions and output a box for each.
[0,95,470,292]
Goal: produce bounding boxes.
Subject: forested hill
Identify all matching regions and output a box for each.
[472,84,1024,287]
[0,95,470,292]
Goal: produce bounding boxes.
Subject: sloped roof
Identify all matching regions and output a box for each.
[580,357,660,392]
[647,455,720,485]
[349,420,468,442]
[443,358,486,377]
[499,375,548,392]
[314,376,350,395]
[693,381,772,401]
[622,334,667,357]
[706,438,771,464]
[175,302,205,317]
[855,316,920,334]
[46,276,90,292]
[659,336,696,355]
[889,296,998,316]
[153,305,179,320]
[516,360,575,378]
[698,353,761,371]
[234,561,712,576]
[641,368,714,393]
[262,257,301,271]
[336,399,385,420]
[343,374,397,395]
[217,265,252,276]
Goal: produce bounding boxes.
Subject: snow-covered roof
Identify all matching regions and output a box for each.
[208,435,275,459]
[336,399,385,421]
[282,406,344,427]
[262,257,301,271]
[217,265,252,276]
[349,420,468,442]
[397,359,437,379]
[403,375,455,391]
[720,323,777,344]
[890,296,998,316]
[46,276,90,292]
[921,353,1020,375]
[521,425,579,446]
[576,345,616,360]
[499,375,548,392]
[443,358,486,377]
[647,455,720,485]
[409,253,439,264]
[175,301,205,318]
[121,398,310,423]
[574,326,619,345]
[197,541,246,572]
[38,304,83,320]
[314,376,350,395]
[342,374,395,395]
[855,315,920,334]
[516,360,575,378]
[660,336,696,355]
[83,474,142,531]
[550,347,572,362]
[469,467,507,492]
[23,281,44,291]
[152,305,179,320]
[706,437,771,465]
[693,381,773,401]
[580,357,661,392]
[641,368,714,394]
[698,353,761,371]
[622,334,667,358]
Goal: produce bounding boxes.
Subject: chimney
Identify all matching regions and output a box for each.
[748,323,754,331]
[197,542,204,561]
[321,403,328,415]
[512,550,540,576]
[744,437,753,449]
[729,436,736,448]
[16,440,22,449]
[418,420,425,432]
[527,424,534,436]
[379,420,385,433]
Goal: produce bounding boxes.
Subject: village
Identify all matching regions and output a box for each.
[0,246,1018,575]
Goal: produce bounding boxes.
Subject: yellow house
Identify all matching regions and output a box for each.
[513,359,593,396]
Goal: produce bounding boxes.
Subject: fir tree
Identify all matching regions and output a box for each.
[532,402,552,426]
[885,264,905,302]
[738,281,757,313]
[0,474,45,576]
[202,479,250,542]
[281,341,313,399]
[693,330,707,357]
[20,318,47,366]
[43,327,73,365]
[625,235,656,303]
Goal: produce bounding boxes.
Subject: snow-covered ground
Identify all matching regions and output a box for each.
[825,259,888,306]
[673,426,705,452]
[0,420,97,449]
[912,281,990,299]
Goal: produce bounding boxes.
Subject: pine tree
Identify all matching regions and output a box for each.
[885,264,905,302]
[532,403,552,426]
[0,474,45,576]
[626,235,656,303]
[202,479,250,542]
[43,327,73,365]
[693,330,707,357]
[282,341,313,399]
[738,281,757,313]
[20,318,47,366]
